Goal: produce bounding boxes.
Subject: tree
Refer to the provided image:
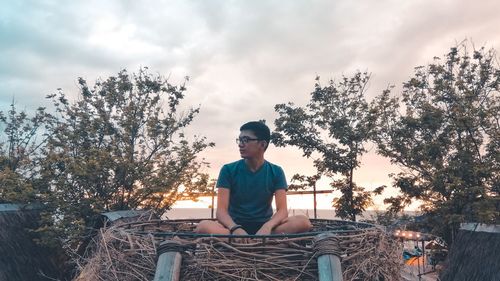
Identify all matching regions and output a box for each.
[372,42,500,241]
[38,68,214,247]
[273,72,383,221]
[0,103,53,204]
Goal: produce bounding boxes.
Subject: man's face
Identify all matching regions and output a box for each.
[238,130,265,159]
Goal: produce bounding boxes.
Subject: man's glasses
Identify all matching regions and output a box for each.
[236,137,261,145]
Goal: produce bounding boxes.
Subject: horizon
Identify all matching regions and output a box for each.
[164,205,421,222]
[172,192,423,212]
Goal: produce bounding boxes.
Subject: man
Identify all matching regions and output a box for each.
[195,121,312,236]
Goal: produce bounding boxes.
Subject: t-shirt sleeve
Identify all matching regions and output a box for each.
[216,165,231,189]
[274,166,288,191]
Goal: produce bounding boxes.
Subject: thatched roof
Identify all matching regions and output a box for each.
[440,223,500,281]
[0,204,61,281]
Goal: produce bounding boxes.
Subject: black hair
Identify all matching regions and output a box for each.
[240,121,271,148]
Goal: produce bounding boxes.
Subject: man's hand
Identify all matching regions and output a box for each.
[232,227,249,243]
[255,223,273,235]
[232,227,248,235]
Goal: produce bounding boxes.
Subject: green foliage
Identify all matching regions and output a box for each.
[274,72,382,221]
[372,42,500,241]
[288,173,321,191]
[37,68,214,247]
[0,103,53,203]
[0,166,36,203]
[361,210,414,227]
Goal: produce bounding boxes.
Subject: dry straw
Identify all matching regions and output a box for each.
[74,218,402,281]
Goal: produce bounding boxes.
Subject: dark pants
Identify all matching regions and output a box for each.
[236,221,266,235]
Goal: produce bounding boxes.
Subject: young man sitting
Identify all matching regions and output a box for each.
[195,121,312,236]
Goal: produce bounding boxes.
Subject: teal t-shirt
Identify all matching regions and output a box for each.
[217,159,287,223]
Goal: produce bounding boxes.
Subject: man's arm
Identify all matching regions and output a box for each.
[256,189,288,235]
[216,187,247,235]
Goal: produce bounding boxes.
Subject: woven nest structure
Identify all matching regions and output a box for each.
[75,216,402,281]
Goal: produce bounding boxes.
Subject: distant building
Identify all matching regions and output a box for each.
[440,223,500,281]
[0,204,61,281]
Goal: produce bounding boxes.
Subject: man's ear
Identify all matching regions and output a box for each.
[261,140,268,149]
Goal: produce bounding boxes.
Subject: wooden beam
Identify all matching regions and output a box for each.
[288,190,333,195]
[176,189,333,200]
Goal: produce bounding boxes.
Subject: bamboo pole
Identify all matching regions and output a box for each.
[153,240,182,281]
[316,233,343,281]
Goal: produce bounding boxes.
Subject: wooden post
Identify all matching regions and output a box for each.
[313,182,317,219]
[211,181,215,219]
[153,240,182,281]
[316,233,343,281]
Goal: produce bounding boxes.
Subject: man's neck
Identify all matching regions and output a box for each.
[244,157,265,172]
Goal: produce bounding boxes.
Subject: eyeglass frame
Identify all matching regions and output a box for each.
[236,137,262,145]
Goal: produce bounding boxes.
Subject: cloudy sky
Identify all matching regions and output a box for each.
[2,0,500,209]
